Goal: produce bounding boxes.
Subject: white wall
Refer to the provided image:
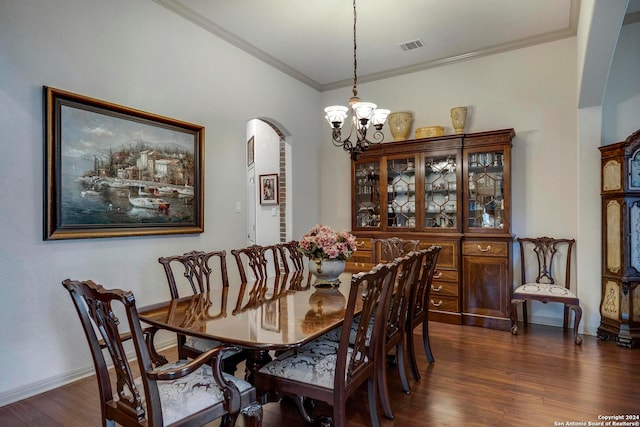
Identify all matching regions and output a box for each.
[603,21,640,143]
[0,0,321,404]
[319,38,585,329]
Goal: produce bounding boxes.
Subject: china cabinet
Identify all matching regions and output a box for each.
[351,129,515,329]
[598,130,640,348]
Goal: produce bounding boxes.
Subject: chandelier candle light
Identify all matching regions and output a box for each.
[324,0,390,162]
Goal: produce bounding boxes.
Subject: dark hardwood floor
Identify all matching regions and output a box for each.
[1,322,638,426]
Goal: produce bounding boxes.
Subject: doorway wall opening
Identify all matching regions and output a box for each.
[245,118,291,245]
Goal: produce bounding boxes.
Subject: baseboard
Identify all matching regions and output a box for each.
[0,337,176,407]
[528,314,599,337]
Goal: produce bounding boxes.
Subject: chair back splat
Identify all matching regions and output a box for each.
[372,237,420,263]
[62,279,262,427]
[278,241,306,272]
[232,244,286,282]
[159,249,229,298]
[511,237,582,345]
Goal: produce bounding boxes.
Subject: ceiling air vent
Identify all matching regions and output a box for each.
[399,39,424,52]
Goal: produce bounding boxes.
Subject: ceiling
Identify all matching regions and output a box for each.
[153,0,640,92]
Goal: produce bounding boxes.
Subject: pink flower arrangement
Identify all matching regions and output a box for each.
[298,224,357,261]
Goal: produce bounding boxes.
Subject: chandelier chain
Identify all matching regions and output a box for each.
[352,0,358,99]
[324,0,388,161]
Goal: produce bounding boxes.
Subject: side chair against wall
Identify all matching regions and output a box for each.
[372,237,420,263]
[376,251,426,420]
[406,245,441,379]
[158,250,246,373]
[253,262,400,427]
[62,279,262,427]
[511,237,582,345]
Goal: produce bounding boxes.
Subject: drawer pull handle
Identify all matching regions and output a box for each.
[431,285,443,292]
[430,299,443,307]
[432,271,443,279]
[477,245,492,252]
[356,241,365,247]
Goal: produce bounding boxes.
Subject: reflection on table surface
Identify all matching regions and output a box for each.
[139,269,365,351]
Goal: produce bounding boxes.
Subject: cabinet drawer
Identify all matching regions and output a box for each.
[428,295,459,312]
[352,238,373,262]
[351,252,372,263]
[355,238,373,251]
[419,240,458,270]
[430,280,458,297]
[431,269,457,283]
[462,241,508,257]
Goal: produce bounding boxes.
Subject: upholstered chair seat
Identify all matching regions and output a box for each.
[513,283,577,298]
[130,360,254,426]
[257,339,360,389]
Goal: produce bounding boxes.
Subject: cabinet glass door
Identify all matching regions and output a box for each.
[467,150,505,229]
[387,157,416,228]
[424,154,457,229]
[353,161,381,228]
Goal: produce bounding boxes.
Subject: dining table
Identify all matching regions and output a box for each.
[138,262,375,384]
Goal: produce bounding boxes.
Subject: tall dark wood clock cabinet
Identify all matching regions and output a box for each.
[598,129,640,348]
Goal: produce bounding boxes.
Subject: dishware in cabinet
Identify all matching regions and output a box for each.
[424,152,461,230]
[353,161,381,228]
[465,149,509,232]
[386,155,419,229]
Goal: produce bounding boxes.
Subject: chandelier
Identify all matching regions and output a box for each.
[324,0,389,162]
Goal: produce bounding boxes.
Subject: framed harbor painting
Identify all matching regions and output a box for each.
[43,86,204,240]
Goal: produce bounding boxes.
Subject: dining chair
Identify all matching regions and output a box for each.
[158,250,247,373]
[511,237,582,345]
[232,244,286,282]
[62,279,262,427]
[278,240,306,272]
[376,251,425,419]
[372,236,420,263]
[261,244,285,276]
[253,262,400,427]
[406,245,441,380]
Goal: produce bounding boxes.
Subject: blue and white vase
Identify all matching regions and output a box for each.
[310,258,346,286]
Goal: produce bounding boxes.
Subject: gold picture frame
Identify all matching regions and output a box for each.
[44,86,205,240]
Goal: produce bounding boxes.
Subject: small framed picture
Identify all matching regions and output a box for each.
[259,174,278,205]
[247,136,255,167]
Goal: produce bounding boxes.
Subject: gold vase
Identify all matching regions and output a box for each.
[387,112,413,141]
[450,106,468,134]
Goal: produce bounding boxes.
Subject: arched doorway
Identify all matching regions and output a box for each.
[245,118,291,245]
